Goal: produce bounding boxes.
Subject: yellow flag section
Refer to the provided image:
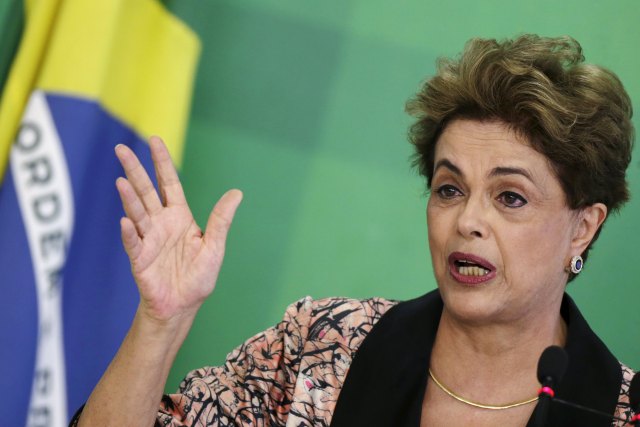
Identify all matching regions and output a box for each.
[0,0,200,181]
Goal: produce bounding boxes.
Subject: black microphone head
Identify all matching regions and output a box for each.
[629,372,640,409]
[537,345,568,386]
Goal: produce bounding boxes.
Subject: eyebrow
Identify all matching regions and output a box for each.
[433,159,535,183]
[433,159,462,176]
[489,166,534,182]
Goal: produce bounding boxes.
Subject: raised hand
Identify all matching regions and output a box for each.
[115,136,242,323]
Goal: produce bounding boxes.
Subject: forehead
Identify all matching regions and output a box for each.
[435,119,551,173]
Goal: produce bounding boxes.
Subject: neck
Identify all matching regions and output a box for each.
[429,299,567,405]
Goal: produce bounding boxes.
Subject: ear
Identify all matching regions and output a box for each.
[570,203,607,255]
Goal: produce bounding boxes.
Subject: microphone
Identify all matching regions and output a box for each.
[534,346,568,427]
[630,372,640,425]
[534,346,638,424]
[537,345,569,389]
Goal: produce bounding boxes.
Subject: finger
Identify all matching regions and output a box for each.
[203,189,243,251]
[116,177,152,236]
[120,216,143,261]
[148,136,187,207]
[115,143,163,214]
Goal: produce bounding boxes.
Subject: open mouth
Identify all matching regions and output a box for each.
[454,259,491,276]
[448,252,496,283]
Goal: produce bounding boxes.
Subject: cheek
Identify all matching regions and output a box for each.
[426,202,450,268]
[427,199,456,236]
[500,219,572,275]
[534,216,573,253]
[426,202,441,247]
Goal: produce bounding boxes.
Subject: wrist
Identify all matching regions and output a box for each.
[136,298,200,329]
[130,306,196,356]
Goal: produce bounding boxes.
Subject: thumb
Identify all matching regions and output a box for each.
[203,189,243,251]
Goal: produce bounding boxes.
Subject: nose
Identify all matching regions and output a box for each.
[456,195,489,239]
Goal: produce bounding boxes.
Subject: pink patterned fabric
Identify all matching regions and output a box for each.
[157,296,396,426]
[613,364,637,426]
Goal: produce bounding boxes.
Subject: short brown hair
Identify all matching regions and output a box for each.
[407,34,634,268]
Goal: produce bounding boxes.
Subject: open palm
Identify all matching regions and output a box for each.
[115,136,242,322]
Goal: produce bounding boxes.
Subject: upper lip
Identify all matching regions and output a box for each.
[448,251,496,271]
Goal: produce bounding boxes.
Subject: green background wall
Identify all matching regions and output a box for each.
[160,0,640,390]
[0,0,637,410]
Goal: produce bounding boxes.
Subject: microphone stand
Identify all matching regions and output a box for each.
[551,397,629,424]
[534,346,640,425]
[533,384,554,427]
[533,346,567,427]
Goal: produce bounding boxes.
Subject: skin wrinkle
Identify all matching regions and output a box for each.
[420,118,609,426]
[407,38,633,268]
[428,119,578,329]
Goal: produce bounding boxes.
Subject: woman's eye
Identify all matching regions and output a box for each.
[435,184,462,199]
[497,191,527,208]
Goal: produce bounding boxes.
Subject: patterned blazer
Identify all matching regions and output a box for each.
[146,290,636,427]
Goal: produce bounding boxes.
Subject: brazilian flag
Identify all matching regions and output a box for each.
[0,1,200,425]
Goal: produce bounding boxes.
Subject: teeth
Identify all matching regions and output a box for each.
[458,265,490,276]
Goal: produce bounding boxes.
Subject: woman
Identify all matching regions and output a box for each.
[73,35,636,426]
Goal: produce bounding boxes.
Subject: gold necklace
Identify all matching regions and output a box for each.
[428,369,539,410]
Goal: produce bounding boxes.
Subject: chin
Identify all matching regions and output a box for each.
[437,281,507,324]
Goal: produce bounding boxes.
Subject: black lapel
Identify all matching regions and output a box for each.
[528,293,623,427]
[331,291,622,427]
[330,290,442,427]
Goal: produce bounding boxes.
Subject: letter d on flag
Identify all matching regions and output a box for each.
[0,1,200,425]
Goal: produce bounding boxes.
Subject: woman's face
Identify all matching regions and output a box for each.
[427,119,584,326]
